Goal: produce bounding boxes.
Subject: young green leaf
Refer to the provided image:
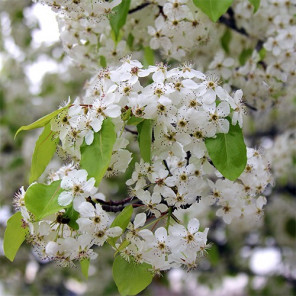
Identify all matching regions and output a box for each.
[4,212,29,262]
[258,47,266,61]
[25,180,64,220]
[80,118,116,186]
[126,116,144,126]
[64,205,79,230]
[239,48,253,66]
[143,47,155,68]
[205,123,247,181]
[127,33,134,49]
[15,104,69,138]
[29,123,59,184]
[100,55,107,68]
[193,0,233,22]
[80,258,90,279]
[109,0,131,41]
[113,256,153,296]
[108,205,133,247]
[221,29,232,54]
[137,119,152,163]
[248,0,261,13]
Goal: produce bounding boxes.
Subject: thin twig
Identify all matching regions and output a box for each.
[124,127,138,135]
[218,8,249,37]
[129,2,151,14]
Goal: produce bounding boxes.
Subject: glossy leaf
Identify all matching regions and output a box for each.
[109,0,131,41]
[80,118,116,186]
[127,33,134,49]
[25,180,64,220]
[15,104,69,138]
[100,55,107,68]
[143,47,155,68]
[4,212,28,262]
[80,258,90,279]
[221,29,232,53]
[64,205,79,230]
[127,116,144,126]
[248,0,260,12]
[113,256,153,296]
[239,48,253,66]
[108,205,133,247]
[193,0,233,22]
[29,123,59,183]
[137,119,152,163]
[205,123,247,181]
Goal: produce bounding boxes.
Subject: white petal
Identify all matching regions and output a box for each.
[217,102,230,117]
[58,191,73,206]
[218,119,229,133]
[203,89,216,104]
[61,176,73,190]
[85,130,94,145]
[106,105,121,118]
[78,202,95,217]
[187,218,200,234]
[46,241,59,256]
[134,213,146,228]
[138,229,153,240]
[83,178,96,193]
[182,79,199,89]
[155,227,167,242]
[107,226,122,237]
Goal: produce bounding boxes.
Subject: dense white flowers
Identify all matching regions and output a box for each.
[13,60,273,271]
[8,0,291,281]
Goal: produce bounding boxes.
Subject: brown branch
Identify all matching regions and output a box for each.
[124,127,138,135]
[128,2,151,14]
[218,8,249,37]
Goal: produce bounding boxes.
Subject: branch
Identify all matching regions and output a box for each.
[128,2,151,14]
[92,196,134,206]
[124,127,138,135]
[219,8,249,37]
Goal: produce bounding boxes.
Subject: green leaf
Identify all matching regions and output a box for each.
[115,240,130,255]
[137,119,152,163]
[80,118,116,186]
[193,0,233,22]
[80,258,90,279]
[239,48,253,66]
[221,29,232,54]
[207,245,219,266]
[205,123,247,181]
[108,205,133,247]
[100,55,107,68]
[15,104,69,138]
[4,212,28,262]
[248,0,260,12]
[64,206,79,230]
[143,47,155,68]
[122,109,131,122]
[259,47,266,61]
[29,123,59,183]
[25,180,64,220]
[113,256,153,296]
[126,116,144,126]
[127,33,134,49]
[109,0,131,41]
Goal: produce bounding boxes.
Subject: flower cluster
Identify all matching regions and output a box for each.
[229,0,296,116]
[122,214,209,272]
[14,168,122,266]
[13,61,272,270]
[33,0,296,135]
[34,0,212,69]
[52,58,244,159]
